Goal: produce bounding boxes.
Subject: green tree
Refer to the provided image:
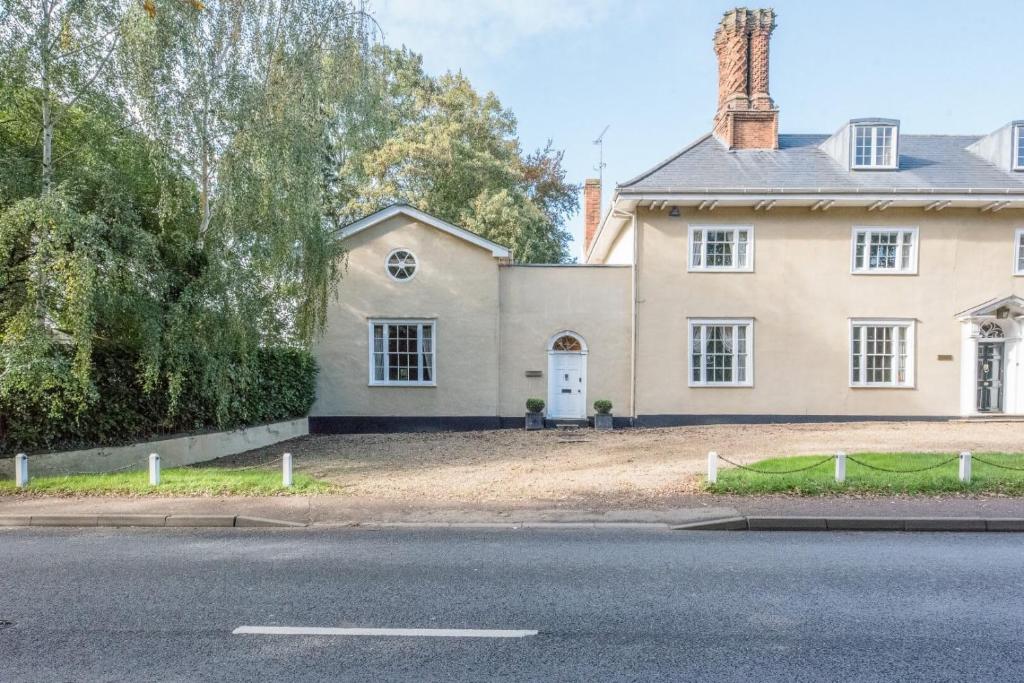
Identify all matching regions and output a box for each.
[332,46,577,263]
[120,0,366,343]
[0,0,128,195]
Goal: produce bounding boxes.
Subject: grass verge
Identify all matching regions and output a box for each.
[0,467,336,497]
[707,452,1024,495]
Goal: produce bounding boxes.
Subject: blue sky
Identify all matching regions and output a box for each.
[373,0,1021,259]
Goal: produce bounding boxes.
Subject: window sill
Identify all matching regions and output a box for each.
[368,382,437,388]
[849,384,915,390]
[687,269,754,274]
[850,270,918,276]
[688,382,754,388]
[850,165,899,171]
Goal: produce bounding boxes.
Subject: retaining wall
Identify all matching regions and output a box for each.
[4,418,308,478]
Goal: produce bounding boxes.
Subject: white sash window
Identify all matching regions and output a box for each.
[688,319,754,387]
[850,320,915,388]
[369,320,435,386]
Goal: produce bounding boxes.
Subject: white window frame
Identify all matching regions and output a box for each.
[687,225,755,272]
[385,248,418,282]
[1014,124,1024,171]
[1014,228,1024,275]
[368,319,436,387]
[851,226,919,275]
[688,318,754,387]
[851,124,898,169]
[849,319,915,389]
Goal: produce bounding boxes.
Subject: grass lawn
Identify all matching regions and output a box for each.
[0,467,336,497]
[707,452,1024,495]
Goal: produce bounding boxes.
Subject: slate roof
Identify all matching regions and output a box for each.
[619,134,1024,193]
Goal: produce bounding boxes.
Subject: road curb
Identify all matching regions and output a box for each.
[673,516,1024,532]
[354,521,673,530]
[2,514,1022,532]
[0,514,306,528]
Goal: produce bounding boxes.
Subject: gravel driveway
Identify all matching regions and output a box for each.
[222,420,1024,507]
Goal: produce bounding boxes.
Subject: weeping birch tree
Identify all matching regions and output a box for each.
[0,0,128,195]
[117,0,369,415]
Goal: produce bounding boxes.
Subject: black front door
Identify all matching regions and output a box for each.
[976,342,1005,413]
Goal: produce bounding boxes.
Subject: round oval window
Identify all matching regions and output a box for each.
[386,249,417,281]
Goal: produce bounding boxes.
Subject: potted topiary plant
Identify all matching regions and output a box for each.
[525,398,545,430]
[593,399,613,430]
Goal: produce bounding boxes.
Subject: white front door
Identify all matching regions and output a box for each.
[548,352,586,419]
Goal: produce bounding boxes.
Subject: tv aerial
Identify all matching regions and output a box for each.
[593,125,610,185]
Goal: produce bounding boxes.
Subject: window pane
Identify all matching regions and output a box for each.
[855,126,871,166]
[373,325,386,381]
[387,324,420,382]
[1018,233,1024,272]
[900,231,913,270]
[421,324,433,381]
[736,325,747,382]
[868,231,898,269]
[875,126,893,166]
[896,326,907,383]
[691,326,702,382]
[851,326,862,383]
[691,230,703,267]
[737,230,748,267]
[704,325,734,382]
[706,230,734,267]
[387,250,417,280]
[864,326,893,383]
[1017,126,1024,167]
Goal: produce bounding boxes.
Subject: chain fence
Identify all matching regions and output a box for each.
[711,451,1024,484]
[845,455,959,474]
[716,454,836,475]
[971,454,1024,472]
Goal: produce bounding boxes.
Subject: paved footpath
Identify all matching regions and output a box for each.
[0,494,1022,527]
[1,527,1022,682]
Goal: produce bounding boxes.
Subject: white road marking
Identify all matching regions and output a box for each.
[233,625,538,638]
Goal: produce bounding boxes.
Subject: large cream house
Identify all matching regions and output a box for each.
[310,8,1024,433]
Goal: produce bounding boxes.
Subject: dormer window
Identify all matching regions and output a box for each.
[853,123,897,169]
[1014,124,1023,171]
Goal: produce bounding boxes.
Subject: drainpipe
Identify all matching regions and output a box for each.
[630,210,639,424]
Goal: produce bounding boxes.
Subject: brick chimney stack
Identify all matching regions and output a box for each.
[712,8,778,150]
[583,178,601,254]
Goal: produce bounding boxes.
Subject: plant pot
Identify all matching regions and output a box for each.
[525,412,545,430]
[594,413,613,430]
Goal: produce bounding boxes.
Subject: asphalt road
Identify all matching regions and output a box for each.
[0,528,1022,682]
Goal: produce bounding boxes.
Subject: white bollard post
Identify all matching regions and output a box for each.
[15,453,28,488]
[282,452,293,487]
[959,451,972,483]
[835,451,846,483]
[149,453,160,486]
[707,451,718,484]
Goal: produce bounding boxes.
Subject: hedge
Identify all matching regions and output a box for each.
[0,347,317,454]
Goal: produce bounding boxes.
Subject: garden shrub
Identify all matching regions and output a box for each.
[0,347,316,454]
[526,398,545,414]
